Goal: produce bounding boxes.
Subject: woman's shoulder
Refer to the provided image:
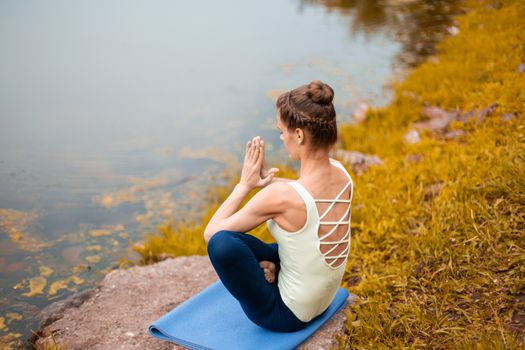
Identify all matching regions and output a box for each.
[264,181,296,196]
[259,181,302,206]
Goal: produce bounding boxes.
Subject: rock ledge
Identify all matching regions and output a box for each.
[35,255,355,350]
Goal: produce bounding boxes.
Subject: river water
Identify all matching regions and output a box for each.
[0,0,459,346]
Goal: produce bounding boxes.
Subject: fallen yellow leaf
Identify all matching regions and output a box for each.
[85,255,101,264]
[6,313,22,322]
[69,275,85,285]
[21,276,47,297]
[89,229,112,237]
[48,279,69,296]
[39,266,54,277]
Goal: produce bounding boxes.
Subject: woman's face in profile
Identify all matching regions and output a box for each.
[276,112,300,160]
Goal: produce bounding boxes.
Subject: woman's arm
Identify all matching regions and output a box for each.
[204,183,251,242]
[203,182,285,242]
[203,137,284,243]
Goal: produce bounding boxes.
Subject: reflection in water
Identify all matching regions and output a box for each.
[300,0,463,66]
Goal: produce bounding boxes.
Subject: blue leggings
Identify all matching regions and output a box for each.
[206,230,313,332]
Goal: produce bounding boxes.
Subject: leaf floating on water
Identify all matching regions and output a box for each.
[0,316,6,330]
[0,332,23,349]
[85,255,101,264]
[6,313,22,322]
[48,279,69,296]
[99,194,115,208]
[118,232,129,239]
[72,264,89,273]
[21,276,47,297]
[0,208,51,252]
[89,229,112,237]
[39,266,54,277]
[47,274,85,296]
[69,275,85,285]
[10,231,22,241]
[85,245,102,252]
[93,188,139,209]
[128,176,168,188]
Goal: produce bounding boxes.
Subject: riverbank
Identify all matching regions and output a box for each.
[335,0,525,347]
[32,255,355,349]
[31,0,524,348]
[135,0,524,348]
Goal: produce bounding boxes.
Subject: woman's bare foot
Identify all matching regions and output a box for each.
[259,260,277,284]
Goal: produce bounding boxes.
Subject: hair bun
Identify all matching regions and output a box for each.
[307,80,334,105]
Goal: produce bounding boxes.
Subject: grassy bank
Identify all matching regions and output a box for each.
[133,0,524,348]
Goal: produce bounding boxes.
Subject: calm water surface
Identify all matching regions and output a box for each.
[0,0,459,346]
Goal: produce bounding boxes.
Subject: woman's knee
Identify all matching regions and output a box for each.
[207,230,241,262]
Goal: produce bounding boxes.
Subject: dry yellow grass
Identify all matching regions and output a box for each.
[132,0,524,347]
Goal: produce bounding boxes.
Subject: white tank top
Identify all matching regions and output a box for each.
[266,158,354,322]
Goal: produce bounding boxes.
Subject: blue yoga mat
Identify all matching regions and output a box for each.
[149,280,349,350]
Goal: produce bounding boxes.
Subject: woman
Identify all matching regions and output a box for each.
[203,80,354,332]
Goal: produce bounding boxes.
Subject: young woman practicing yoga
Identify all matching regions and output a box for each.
[204,80,354,332]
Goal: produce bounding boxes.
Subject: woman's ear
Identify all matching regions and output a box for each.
[294,128,304,145]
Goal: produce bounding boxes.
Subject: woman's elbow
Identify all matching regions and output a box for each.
[203,225,216,244]
[203,232,211,244]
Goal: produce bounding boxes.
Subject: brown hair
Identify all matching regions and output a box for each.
[276,80,337,149]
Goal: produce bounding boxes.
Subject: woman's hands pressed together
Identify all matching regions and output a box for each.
[239,136,279,191]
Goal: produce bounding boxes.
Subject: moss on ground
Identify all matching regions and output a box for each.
[133,0,524,347]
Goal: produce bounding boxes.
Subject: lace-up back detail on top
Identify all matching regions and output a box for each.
[266,158,354,322]
[294,158,353,269]
[313,163,353,269]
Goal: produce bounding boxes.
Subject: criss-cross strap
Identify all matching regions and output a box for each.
[318,204,351,238]
[326,244,351,267]
[330,158,354,201]
[319,230,350,254]
[316,180,352,221]
[314,159,354,267]
[319,230,350,244]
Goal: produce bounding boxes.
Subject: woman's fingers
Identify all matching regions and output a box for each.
[253,142,261,164]
[248,136,260,163]
[244,140,251,162]
[250,141,257,162]
[260,139,265,161]
[256,145,264,168]
[245,136,267,170]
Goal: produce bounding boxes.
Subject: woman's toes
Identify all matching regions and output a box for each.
[264,270,275,283]
[264,268,276,283]
[259,260,277,283]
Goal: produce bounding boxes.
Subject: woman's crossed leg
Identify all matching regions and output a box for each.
[206,230,309,332]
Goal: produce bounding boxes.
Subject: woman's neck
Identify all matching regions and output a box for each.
[298,147,331,182]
